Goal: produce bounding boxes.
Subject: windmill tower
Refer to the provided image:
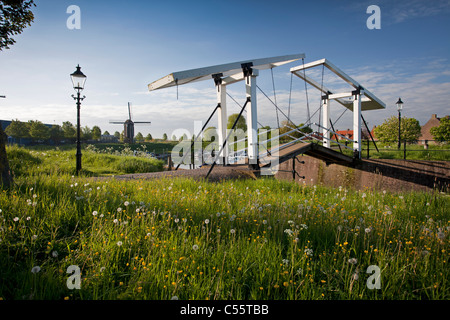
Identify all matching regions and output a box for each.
[110,102,151,143]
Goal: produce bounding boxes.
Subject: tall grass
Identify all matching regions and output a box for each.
[0,166,448,300]
[6,145,165,177]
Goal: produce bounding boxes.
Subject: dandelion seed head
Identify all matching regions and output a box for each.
[31,266,41,274]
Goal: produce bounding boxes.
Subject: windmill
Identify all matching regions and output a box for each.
[109,102,151,143]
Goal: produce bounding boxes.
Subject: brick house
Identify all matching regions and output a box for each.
[419,114,449,144]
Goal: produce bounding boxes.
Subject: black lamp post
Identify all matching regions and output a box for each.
[396,97,403,149]
[70,65,87,175]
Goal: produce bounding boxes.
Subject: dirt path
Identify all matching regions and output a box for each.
[101,165,258,182]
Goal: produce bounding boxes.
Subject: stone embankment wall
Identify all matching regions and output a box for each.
[275,155,450,193]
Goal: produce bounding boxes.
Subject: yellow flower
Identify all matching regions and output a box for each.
[273,284,280,289]
[283,282,289,287]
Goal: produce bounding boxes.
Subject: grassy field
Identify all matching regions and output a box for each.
[0,146,448,300]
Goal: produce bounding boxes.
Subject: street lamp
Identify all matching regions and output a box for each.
[396,97,403,149]
[70,65,87,175]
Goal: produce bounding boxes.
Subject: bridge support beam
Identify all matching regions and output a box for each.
[216,82,228,165]
[244,67,259,168]
[322,97,331,148]
[353,89,362,159]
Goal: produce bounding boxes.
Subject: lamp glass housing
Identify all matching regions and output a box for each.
[71,65,87,90]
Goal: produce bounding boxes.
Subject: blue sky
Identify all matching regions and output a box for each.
[0,0,449,138]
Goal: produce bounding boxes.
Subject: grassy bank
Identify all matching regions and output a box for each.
[6,145,165,177]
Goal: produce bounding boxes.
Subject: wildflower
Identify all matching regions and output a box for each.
[192,244,199,251]
[51,251,58,258]
[117,207,122,213]
[262,220,267,225]
[117,241,123,246]
[31,266,41,274]
[171,296,179,300]
[13,217,19,222]
[204,219,210,225]
[304,248,313,257]
[284,229,294,236]
[437,230,445,241]
[365,227,372,234]
[174,218,179,223]
[351,272,359,281]
[92,211,98,216]
[348,258,357,265]
[32,235,38,240]
[296,268,303,275]
[282,259,289,265]
[26,217,31,221]
[124,201,129,207]
[113,219,119,224]
[230,229,236,234]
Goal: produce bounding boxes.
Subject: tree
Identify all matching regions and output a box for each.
[5,119,29,141]
[374,116,421,143]
[203,126,217,142]
[0,0,36,50]
[49,124,64,145]
[145,133,152,141]
[91,125,101,140]
[1,0,36,188]
[81,126,92,141]
[61,121,76,142]
[135,132,144,142]
[103,130,110,136]
[430,116,450,142]
[172,135,177,141]
[114,131,120,139]
[28,120,50,141]
[162,133,168,141]
[227,113,247,132]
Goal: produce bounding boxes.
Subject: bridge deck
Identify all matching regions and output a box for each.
[260,142,354,168]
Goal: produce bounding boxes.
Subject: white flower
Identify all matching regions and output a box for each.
[117,241,123,246]
[124,201,130,207]
[365,227,372,234]
[284,229,294,236]
[174,218,179,223]
[192,244,199,251]
[204,219,210,224]
[92,211,98,216]
[282,259,289,265]
[348,258,357,265]
[230,229,236,234]
[304,248,313,257]
[32,235,38,240]
[26,216,31,221]
[31,266,41,273]
[113,219,119,224]
[171,296,179,300]
[117,207,122,213]
[262,220,267,225]
[51,250,58,257]
[13,217,19,222]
